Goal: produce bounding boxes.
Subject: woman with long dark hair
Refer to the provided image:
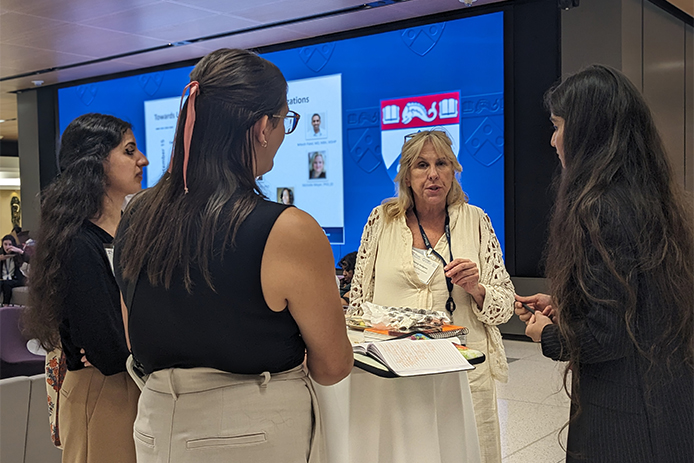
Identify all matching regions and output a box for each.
[515,65,693,462]
[0,234,27,305]
[22,113,148,463]
[114,48,352,462]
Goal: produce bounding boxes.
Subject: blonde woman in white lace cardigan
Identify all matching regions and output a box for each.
[349,130,514,463]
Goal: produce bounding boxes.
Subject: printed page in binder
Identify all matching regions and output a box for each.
[353,338,473,377]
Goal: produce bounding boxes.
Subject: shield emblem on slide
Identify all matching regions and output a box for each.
[138,73,163,97]
[465,117,504,167]
[298,43,335,73]
[347,127,382,174]
[78,85,97,106]
[400,24,445,56]
[380,92,460,181]
[345,107,383,174]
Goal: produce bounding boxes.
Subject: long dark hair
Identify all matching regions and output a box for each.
[1,234,17,255]
[545,65,694,396]
[117,48,287,292]
[23,113,132,350]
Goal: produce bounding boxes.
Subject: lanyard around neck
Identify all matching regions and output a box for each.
[412,206,456,315]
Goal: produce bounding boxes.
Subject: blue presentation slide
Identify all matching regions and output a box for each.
[58,11,505,260]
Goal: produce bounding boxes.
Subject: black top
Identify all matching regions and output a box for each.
[59,221,130,375]
[542,288,693,462]
[114,198,306,375]
[540,194,693,463]
[1,252,26,284]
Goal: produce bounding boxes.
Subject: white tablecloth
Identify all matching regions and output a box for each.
[313,366,482,463]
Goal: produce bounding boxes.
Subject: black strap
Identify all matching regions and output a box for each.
[124,275,147,372]
[125,277,136,314]
[412,206,456,315]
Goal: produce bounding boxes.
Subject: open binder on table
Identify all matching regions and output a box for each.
[352,338,477,378]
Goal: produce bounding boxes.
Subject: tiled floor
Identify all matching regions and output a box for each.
[499,338,570,463]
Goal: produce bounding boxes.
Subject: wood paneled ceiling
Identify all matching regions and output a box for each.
[668,0,692,17]
[0,0,508,142]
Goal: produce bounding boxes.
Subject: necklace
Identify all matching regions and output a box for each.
[412,206,456,315]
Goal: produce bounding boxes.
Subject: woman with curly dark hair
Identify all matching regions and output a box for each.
[22,113,148,463]
[515,65,693,462]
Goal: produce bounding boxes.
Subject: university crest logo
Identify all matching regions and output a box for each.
[380,92,460,181]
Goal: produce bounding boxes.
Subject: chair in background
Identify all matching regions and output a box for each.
[0,306,44,378]
[25,374,62,463]
[0,375,31,463]
[11,286,29,306]
[0,374,62,463]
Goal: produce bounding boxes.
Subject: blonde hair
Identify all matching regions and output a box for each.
[310,151,324,165]
[382,130,467,220]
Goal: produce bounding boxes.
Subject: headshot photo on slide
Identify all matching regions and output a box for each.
[277,187,294,205]
[309,151,327,180]
[307,112,327,139]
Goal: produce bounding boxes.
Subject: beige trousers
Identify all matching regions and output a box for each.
[59,368,140,463]
[134,364,324,463]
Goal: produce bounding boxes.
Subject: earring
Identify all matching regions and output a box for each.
[261,140,268,148]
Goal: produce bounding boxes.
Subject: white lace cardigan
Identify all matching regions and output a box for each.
[349,203,515,382]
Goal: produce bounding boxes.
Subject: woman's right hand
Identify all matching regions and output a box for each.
[515,293,555,322]
[80,348,93,368]
[7,245,23,254]
[525,311,554,342]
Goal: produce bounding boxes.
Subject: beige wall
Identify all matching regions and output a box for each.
[0,190,21,238]
[561,0,693,193]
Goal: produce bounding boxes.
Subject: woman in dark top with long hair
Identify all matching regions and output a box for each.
[515,65,693,462]
[22,113,148,463]
[115,48,352,463]
[0,234,26,305]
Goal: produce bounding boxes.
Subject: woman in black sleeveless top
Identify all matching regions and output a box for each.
[114,48,353,463]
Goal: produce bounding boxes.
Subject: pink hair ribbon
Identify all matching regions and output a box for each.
[167,81,199,194]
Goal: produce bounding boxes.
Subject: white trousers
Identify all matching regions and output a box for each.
[133,365,324,463]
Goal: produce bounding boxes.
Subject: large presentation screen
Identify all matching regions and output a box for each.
[58,10,505,260]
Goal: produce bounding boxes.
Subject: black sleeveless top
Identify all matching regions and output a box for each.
[114,199,306,375]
